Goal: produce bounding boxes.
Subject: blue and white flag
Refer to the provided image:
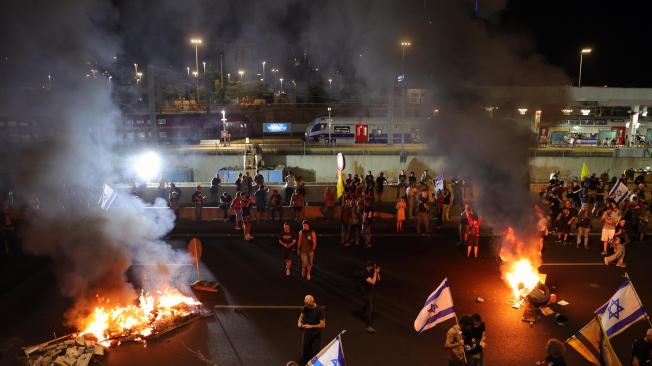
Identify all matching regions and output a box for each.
[414,278,456,333]
[608,181,630,204]
[98,183,117,211]
[307,331,346,366]
[595,279,647,338]
[435,173,444,192]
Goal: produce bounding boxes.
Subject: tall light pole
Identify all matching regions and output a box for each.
[186,66,190,76]
[328,78,333,90]
[238,69,244,81]
[279,78,284,92]
[262,60,266,83]
[221,109,227,144]
[202,61,206,75]
[400,41,411,74]
[190,38,202,106]
[134,63,138,75]
[327,106,332,145]
[578,48,592,88]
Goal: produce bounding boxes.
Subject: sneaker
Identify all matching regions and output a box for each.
[285,268,291,276]
[366,326,376,333]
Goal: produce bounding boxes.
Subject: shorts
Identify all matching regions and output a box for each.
[300,252,313,267]
[283,248,294,260]
[467,235,479,247]
[601,228,615,242]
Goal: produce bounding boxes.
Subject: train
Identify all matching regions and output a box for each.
[304,116,423,144]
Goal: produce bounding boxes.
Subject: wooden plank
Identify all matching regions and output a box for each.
[77,353,92,366]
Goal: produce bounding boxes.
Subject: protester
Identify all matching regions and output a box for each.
[445,323,466,366]
[269,190,283,221]
[291,191,305,222]
[535,205,549,253]
[536,338,567,366]
[593,180,606,217]
[191,185,204,221]
[284,172,296,204]
[341,198,353,246]
[245,172,254,194]
[466,211,481,258]
[210,174,221,205]
[278,222,296,276]
[397,170,407,199]
[168,191,180,218]
[604,236,626,267]
[350,200,362,246]
[396,197,406,232]
[601,202,620,255]
[555,201,575,245]
[442,185,452,222]
[235,173,243,192]
[362,207,374,248]
[321,187,335,219]
[218,192,231,221]
[230,191,243,230]
[254,170,264,188]
[297,294,325,364]
[406,183,417,219]
[631,328,652,366]
[169,182,181,202]
[576,205,591,249]
[254,184,269,222]
[298,220,317,280]
[359,260,381,333]
[416,191,430,235]
[460,314,486,366]
[460,204,473,244]
[241,193,254,240]
[375,172,387,203]
[365,171,375,192]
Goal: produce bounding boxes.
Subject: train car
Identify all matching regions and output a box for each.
[121,112,251,144]
[305,116,423,144]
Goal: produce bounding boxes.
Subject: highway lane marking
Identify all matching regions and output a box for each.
[540,262,606,266]
[214,305,304,309]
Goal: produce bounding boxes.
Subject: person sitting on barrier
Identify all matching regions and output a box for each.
[219,192,232,221]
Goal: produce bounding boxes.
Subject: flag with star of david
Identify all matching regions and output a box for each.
[307,331,346,366]
[566,316,622,366]
[414,278,456,333]
[595,279,648,338]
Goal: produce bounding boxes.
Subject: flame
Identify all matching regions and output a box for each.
[499,227,541,300]
[79,288,201,346]
[504,258,540,299]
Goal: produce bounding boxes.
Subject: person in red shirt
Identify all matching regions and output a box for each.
[321,187,335,219]
[466,211,481,258]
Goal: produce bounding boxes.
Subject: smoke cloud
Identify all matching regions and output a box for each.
[0,0,192,327]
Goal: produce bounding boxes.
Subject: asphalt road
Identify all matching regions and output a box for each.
[1,223,651,366]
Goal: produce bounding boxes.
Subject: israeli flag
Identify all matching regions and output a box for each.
[307,331,346,366]
[98,183,117,211]
[608,181,630,204]
[435,173,444,192]
[595,279,648,338]
[414,278,456,333]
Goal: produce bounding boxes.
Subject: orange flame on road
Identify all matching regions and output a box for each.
[80,288,201,346]
[500,228,541,300]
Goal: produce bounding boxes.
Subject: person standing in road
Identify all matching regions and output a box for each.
[360,260,381,333]
[397,170,407,199]
[291,191,305,222]
[341,198,353,246]
[362,207,374,248]
[278,222,296,276]
[395,196,406,232]
[269,189,283,221]
[241,193,254,240]
[365,171,375,192]
[466,212,481,258]
[230,192,243,230]
[416,191,430,235]
[631,328,652,366]
[298,220,317,280]
[191,185,205,221]
[210,174,221,205]
[254,184,269,222]
[442,185,452,222]
[445,323,466,366]
[375,172,387,203]
[406,183,416,219]
[235,173,243,193]
[297,294,325,365]
[321,187,335,219]
[601,202,620,255]
[576,206,591,249]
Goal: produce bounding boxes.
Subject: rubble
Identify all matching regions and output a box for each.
[23,334,106,366]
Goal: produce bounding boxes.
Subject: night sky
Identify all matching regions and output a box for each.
[503,0,652,87]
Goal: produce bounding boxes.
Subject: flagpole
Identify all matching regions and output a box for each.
[339,329,347,360]
[624,273,652,327]
[449,277,467,365]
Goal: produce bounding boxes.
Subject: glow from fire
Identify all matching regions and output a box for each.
[499,227,541,300]
[504,258,540,299]
[80,288,201,346]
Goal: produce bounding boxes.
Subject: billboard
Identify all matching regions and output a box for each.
[263,122,290,133]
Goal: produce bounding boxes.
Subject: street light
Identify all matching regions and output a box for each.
[186,66,190,76]
[136,72,143,85]
[279,78,284,92]
[327,106,332,144]
[134,63,138,74]
[400,41,411,73]
[262,60,266,82]
[238,69,244,81]
[578,48,592,88]
[227,73,231,84]
[328,78,333,90]
[190,38,203,105]
[202,61,206,75]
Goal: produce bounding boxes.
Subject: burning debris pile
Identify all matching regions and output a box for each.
[23,288,202,366]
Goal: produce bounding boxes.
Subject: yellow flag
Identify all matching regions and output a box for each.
[337,171,344,198]
[567,316,622,366]
[581,162,590,180]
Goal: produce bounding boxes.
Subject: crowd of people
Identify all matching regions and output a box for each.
[537,171,650,267]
